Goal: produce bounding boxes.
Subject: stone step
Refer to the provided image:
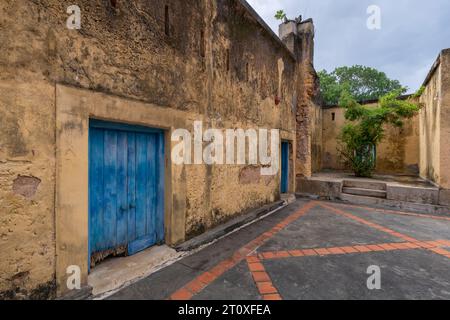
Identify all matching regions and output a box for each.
[342,187,387,198]
[343,180,387,191]
[339,193,450,216]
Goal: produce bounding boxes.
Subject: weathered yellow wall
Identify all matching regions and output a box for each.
[0,0,308,298]
[322,107,346,171]
[0,81,56,299]
[420,49,450,189]
[438,50,450,189]
[419,66,441,184]
[322,103,420,175]
[0,0,60,298]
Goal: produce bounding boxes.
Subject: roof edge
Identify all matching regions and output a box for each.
[238,0,296,61]
[422,52,442,88]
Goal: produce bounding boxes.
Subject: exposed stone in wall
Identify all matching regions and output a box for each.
[294,21,321,179]
[12,176,41,199]
[239,166,261,184]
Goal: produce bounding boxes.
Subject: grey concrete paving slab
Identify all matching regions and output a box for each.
[336,204,450,241]
[178,201,309,272]
[264,249,450,300]
[108,200,309,299]
[192,261,260,300]
[108,262,199,300]
[258,206,402,253]
[108,200,450,300]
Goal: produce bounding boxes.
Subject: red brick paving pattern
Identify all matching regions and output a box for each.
[338,203,450,221]
[320,203,450,259]
[169,201,317,300]
[246,257,282,300]
[169,201,450,300]
[255,240,450,261]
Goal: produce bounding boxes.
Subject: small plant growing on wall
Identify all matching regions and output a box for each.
[337,88,423,177]
[275,10,288,22]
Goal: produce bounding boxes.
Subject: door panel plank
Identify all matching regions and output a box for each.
[155,133,165,242]
[146,134,157,243]
[127,132,137,243]
[135,133,148,239]
[116,132,128,246]
[128,235,156,256]
[89,128,104,254]
[103,130,118,250]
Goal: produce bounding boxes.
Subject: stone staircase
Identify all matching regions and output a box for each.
[297,175,449,215]
[341,180,387,199]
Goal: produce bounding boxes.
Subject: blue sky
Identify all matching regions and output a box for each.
[247,0,450,92]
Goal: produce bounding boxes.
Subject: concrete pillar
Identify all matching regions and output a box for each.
[279,18,320,180]
[297,19,315,65]
[278,18,314,65]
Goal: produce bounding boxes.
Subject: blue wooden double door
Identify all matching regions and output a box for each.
[89,120,165,267]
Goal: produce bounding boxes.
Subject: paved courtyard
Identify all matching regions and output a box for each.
[109,200,450,300]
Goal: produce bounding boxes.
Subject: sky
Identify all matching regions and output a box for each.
[246,0,450,92]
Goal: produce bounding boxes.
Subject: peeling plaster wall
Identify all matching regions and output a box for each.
[0,0,310,298]
[0,81,56,299]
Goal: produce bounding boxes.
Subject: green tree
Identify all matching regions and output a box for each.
[319,65,403,105]
[338,88,422,177]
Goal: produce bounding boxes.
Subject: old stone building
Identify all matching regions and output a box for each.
[0,0,320,298]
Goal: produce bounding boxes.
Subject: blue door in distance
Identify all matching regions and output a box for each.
[89,120,165,268]
[281,141,289,194]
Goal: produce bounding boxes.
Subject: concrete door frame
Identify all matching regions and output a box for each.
[279,137,295,194]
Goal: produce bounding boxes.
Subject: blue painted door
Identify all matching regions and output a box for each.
[281,141,289,194]
[89,120,165,267]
